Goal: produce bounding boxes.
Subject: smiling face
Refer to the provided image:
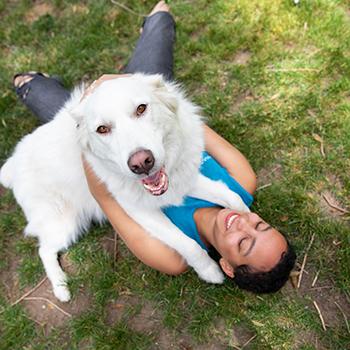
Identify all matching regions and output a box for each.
[213,209,287,277]
[73,74,181,196]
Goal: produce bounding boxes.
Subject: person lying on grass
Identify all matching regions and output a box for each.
[12,1,296,294]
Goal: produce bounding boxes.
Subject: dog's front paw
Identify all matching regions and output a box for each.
[53,284,71,302]
[197,261,225,284]
[225,193,251,213]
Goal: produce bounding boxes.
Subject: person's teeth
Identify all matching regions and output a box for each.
[226,215,238,229]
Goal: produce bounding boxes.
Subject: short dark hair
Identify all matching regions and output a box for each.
[208,241,296,294]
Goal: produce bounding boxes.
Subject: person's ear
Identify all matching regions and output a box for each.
[219,258,235,278]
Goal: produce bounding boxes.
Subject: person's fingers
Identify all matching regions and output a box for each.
[81,73,131,101]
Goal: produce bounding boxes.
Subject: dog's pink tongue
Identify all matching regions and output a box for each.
[142,170,161,186]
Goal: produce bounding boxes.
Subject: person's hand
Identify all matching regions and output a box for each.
[82,74,131,101]
[82,156,112,202]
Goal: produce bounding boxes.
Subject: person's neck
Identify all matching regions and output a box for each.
[193,206,221,248]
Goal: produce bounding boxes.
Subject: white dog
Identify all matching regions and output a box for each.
[0,74,249,302]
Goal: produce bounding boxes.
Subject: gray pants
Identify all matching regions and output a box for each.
[16,12,175,123]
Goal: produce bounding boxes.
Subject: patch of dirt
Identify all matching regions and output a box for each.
[25,2,55,23]
[106,294,252,349]
[229,90,255,114]
[190,27,208,41]
[292,329,327,350]
[70,4,90,15]
[0,248,22,300]
[104,8,121,22]
[22,277,91,332]
[284,42,296,52]
[233,50,252,65]
[257,164,283,188]
[283,267,350,332]
[230,323,256,349]
[100,233,118,258]
[326,173,345,193]
[0,185,6,198]
[3,252,91,334]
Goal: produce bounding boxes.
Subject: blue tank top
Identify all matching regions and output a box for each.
[162,152,254,251]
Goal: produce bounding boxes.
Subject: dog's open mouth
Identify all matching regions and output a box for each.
[142,168,169,196]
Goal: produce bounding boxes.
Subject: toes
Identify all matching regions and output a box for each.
[13,75,34,89]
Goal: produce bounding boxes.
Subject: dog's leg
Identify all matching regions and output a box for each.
[25,214,78,302]
[189,174,250,213]
[38,246,71,302]
[126,208,224,284]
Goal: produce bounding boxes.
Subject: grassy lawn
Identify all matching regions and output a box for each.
[1,0,350,349]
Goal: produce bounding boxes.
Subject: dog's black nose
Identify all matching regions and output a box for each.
[128,149,155,175]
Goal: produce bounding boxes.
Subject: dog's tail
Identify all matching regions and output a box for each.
[0,156,15,188]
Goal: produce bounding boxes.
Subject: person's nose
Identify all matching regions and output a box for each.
[236,214,255,233]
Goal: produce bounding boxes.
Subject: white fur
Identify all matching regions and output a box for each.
[0,74,249,302]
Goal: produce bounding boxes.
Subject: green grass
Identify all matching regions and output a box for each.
[1,0,350,349]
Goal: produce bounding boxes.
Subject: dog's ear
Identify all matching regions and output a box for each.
[70,99,86,124]
[146,74,178,114]
[68,98,90,149]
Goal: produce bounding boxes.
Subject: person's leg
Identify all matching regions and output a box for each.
[123,1,175,81]
[13,1,175,124]
[13,72,71,124]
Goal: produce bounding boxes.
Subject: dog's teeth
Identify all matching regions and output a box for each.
[143,170,168,195]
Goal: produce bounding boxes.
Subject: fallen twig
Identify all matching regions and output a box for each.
[297,233,315,289]
[334,301,350,335]
[267,67,319,72]
[242,334,257,349]
[10,277,48,308]
[256,183,271,191]
[114,230,119,266]
[311,270,320,287]
[103,237,115,242]
[313,300,327,331]
[308,286,332,291]
[23,297,72,317]
[312,133,325,157]
[110,0,146,16]
[322,194,349,214]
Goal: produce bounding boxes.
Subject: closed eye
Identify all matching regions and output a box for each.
[239,237,256,256]
[255,221,272,232]
[239,237,247,251]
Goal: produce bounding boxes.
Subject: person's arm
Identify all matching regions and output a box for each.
[83,158,188,275]
[203,125,257,194]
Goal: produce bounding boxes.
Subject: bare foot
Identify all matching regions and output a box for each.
[140,1,170,34]
[149,0,169,16]
[13,72,49,89]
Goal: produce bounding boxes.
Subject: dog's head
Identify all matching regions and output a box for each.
[71,74,186,196]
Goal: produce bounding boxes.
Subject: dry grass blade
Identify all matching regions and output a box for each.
[312,133,325,157]
[110,0,145,16]
[297,233,315,288]
[242,334,257,349]
[334,301,350,335]
[313,300,327,331]
[322,194,349,214]
[267,67,320,72]
[311,270,320,287]
[256,183,272,191]
[114,231,119,267]
[23,297,72,317]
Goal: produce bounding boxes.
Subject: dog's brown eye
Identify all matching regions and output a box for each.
[96,125,111,134]
[136,104,147,116]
